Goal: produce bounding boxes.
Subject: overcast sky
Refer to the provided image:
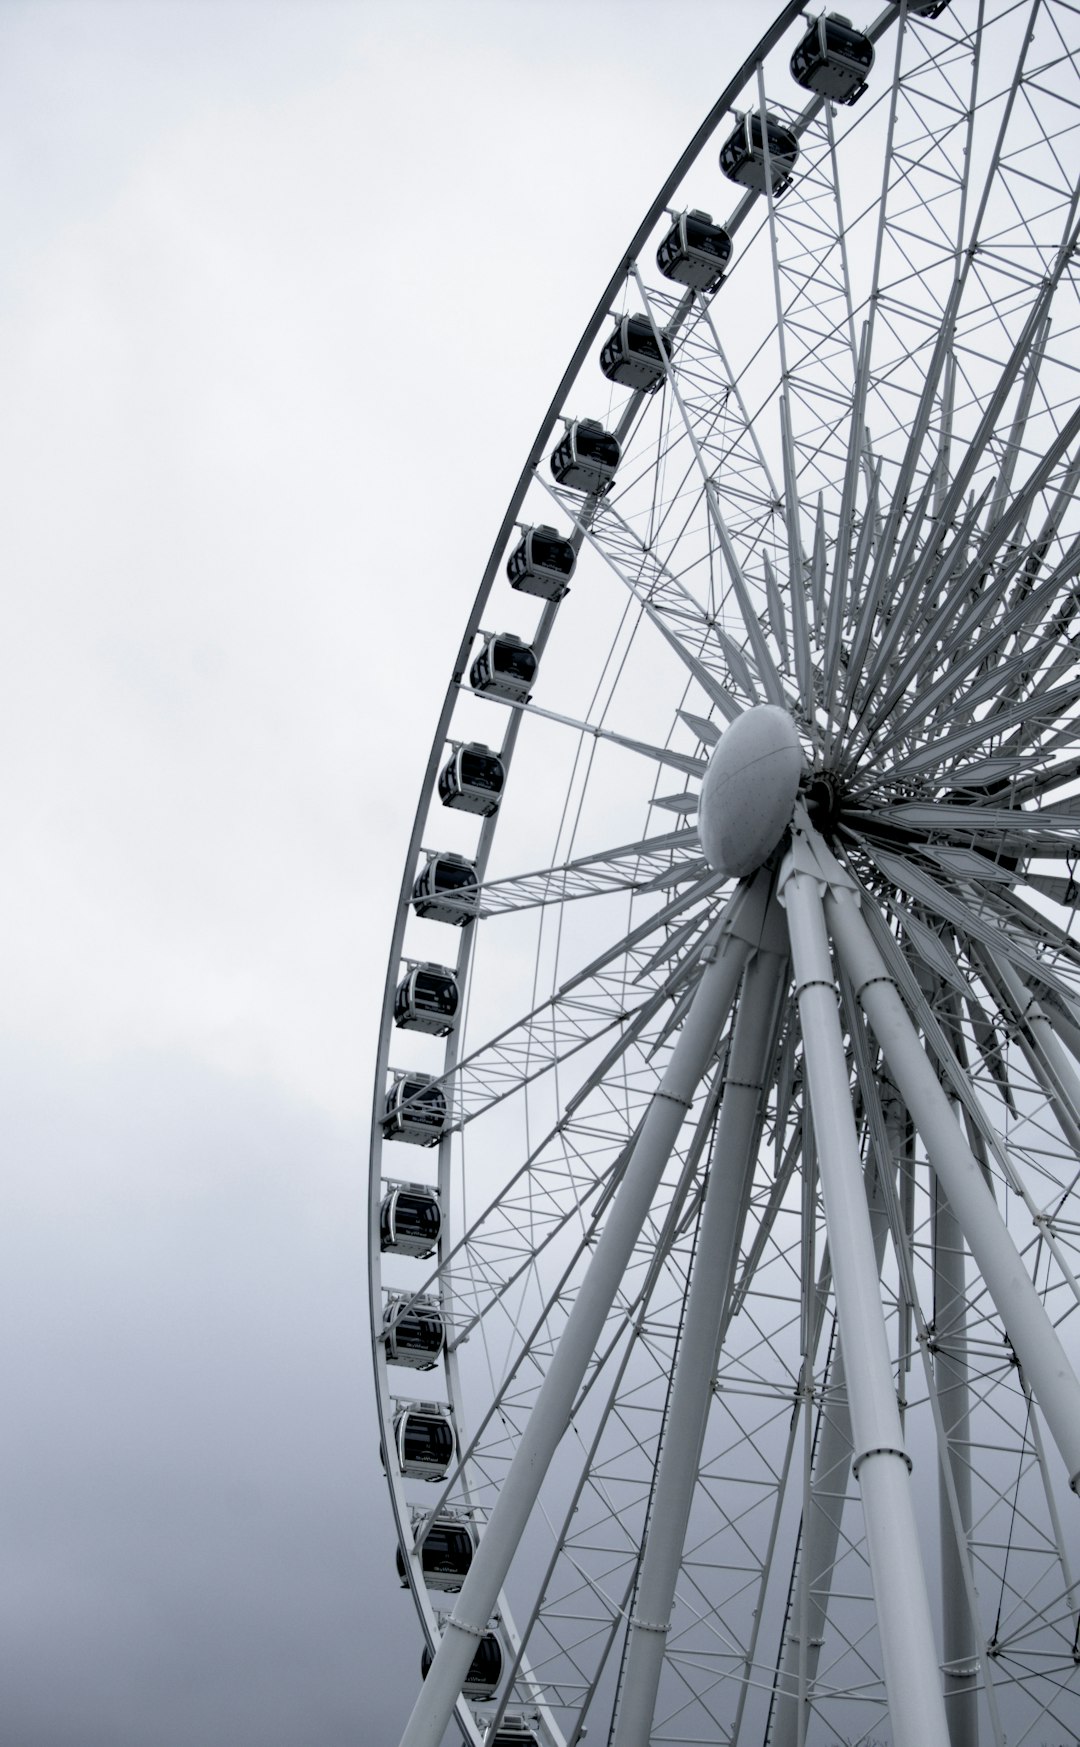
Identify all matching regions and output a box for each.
[0,4,764,1742]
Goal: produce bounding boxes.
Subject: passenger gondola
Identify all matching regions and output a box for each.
[656,209,733,292]
[395,1515,475,1591]
[394,962,459,1035]
[469,632,538,703]
[892,0,949,13]
[437,743,505,817]
[791,13,873,103]
[379,1182,442,1256]
[550,418,620,494]
[394,1404,456,1479]
[412,851,479,925]
[506,524,576,601]
[599,313,672,393]
[383,1294,446,1368]
[382,1074,448,1145]
[719,111,800,196]
[421,1632,503,1698]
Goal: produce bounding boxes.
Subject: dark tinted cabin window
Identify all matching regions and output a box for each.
[497,646,536,681]
[424,1526,473,1570]
[826,23,871,61]
[460,753,503,790]
[397,1311,443,1353]
[470,1637,503,1683]
[627,321,664,361]
[422,1635,502,1685]
[749,115,796,160]
[395,1193,441,1240]
[436,862,477,892]
[532,536,574,573]
[401,1416,454,1467]
[576,430,619,466]
[684,219,727,257]
[414,973,457,1014]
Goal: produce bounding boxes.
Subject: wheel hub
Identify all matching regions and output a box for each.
[698,705,804,879]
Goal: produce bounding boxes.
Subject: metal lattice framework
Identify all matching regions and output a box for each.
[370,7,1080,1747]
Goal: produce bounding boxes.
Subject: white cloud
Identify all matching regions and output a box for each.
[0,5,767,1739]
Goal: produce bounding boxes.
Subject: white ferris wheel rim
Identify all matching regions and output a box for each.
[371,7,1080,1747]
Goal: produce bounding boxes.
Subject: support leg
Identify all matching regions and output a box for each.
[824,874,1080,1490]
[396,899,756,1747]
[779,850,951,1747]
[933,1173,979,1747]
[610,937,787,1747]
[772,1149,894,1747]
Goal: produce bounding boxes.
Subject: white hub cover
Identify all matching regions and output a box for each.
[698,705,803,879]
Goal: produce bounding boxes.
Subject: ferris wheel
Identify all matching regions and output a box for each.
[369,5,1080,1746]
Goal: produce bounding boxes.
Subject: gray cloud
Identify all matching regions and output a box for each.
[0,1045,418,1745]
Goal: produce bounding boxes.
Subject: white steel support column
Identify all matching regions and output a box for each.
[773,1343,852,1747]
[824,872,1080,1491]
[933,1173,979,1747]
[779,843,951,1747]
[610,936,787,1747]
[772,1156,895,1747]
[396,891,760,1747]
